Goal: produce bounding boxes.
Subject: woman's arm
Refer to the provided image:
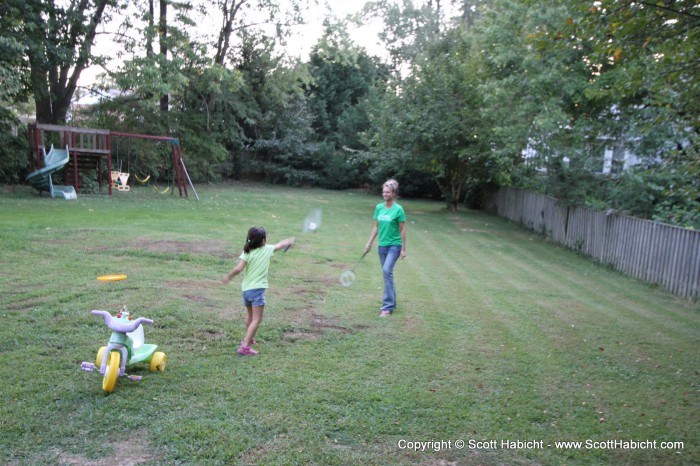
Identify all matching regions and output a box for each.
[365,221,378,253]
[399,222,407,259]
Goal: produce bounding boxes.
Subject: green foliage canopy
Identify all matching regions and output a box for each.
[2,0,113,124]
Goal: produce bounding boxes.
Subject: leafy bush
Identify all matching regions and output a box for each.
[0,110,28,184]
[349,148,441,198]
[317,143,360,190]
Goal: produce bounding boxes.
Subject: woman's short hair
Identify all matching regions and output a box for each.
[383,179,399,196]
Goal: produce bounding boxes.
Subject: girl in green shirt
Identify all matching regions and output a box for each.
[223,226,296,355]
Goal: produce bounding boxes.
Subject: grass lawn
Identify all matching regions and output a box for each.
[0,182,697,465]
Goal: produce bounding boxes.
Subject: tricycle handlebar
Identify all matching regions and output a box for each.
[91,310,154,333]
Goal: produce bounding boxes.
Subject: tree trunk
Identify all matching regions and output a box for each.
[215,0,247,66]
[449,177,462,212]
[159,0,169,112]
[147,0,155,57]
[207,0,247,126]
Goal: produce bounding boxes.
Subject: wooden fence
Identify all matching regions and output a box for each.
[483,186,700,301]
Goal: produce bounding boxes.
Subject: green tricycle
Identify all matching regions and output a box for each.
[81,273,166,393]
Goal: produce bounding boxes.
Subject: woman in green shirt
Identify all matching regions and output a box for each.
[365,179,407,317]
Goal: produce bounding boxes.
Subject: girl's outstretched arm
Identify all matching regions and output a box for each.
[274,237,296,252]
[223,259,246,284]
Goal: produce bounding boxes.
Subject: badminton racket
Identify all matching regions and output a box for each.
[339,251,368,287]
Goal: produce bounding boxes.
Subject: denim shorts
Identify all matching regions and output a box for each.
[242,288,266,307]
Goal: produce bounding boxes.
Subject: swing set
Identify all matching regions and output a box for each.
[27,124,198,200]
[111,133,181,195]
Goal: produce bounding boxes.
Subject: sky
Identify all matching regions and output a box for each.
[287,0,385,57]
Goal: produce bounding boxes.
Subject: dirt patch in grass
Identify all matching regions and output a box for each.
[78,238,234,257]
[165,279,226,311]
[284,311,353,342]
[551,300,586,326]
[52,433,161,465]
[131,238,232,257]
[310,313,352,333]
[182,293,208,304]
[167,279,201,290]
[2,281,49,312]
[400,316,423,332]
[199,328,226,340]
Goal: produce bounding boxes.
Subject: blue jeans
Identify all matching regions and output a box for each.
[378,245,401,312]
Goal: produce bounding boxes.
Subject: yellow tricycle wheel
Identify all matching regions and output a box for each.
[149,352,166,372]
[95,346,106,367]
[102,351,121,393]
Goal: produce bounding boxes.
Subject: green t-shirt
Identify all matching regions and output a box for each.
[374,202,406,246]
[239,244,275,291]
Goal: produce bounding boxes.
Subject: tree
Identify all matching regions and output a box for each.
[491,0,700,226]
[307,20,389,149]
[363,0,443,74]
[568,0,699,227]
[94,0,315,183]
[475,1,595,202]
[212,0,304,66]
[3,0,114,124]
[574,1,699,134]
[201,0,305,122]
[0,36,27,105]
[0,13,32,182]
[110,0,194,113]
[303,20,392,188]
[370,26,502,210]
[213,29,318,184]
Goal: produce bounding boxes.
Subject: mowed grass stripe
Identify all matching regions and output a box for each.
[434,210,699,400]
[437,209,698,342]
[397,207,557,438]
[445,240,690,464]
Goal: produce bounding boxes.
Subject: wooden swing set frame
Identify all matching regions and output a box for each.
[28,123,196,199]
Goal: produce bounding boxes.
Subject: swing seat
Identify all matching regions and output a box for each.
[110,171,120,188]
[117,172,130,191]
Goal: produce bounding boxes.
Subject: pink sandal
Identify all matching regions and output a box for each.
[240,339,257,346]
[237,345,258,356]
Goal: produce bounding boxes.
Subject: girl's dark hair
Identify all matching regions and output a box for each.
[244,226,266,253]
